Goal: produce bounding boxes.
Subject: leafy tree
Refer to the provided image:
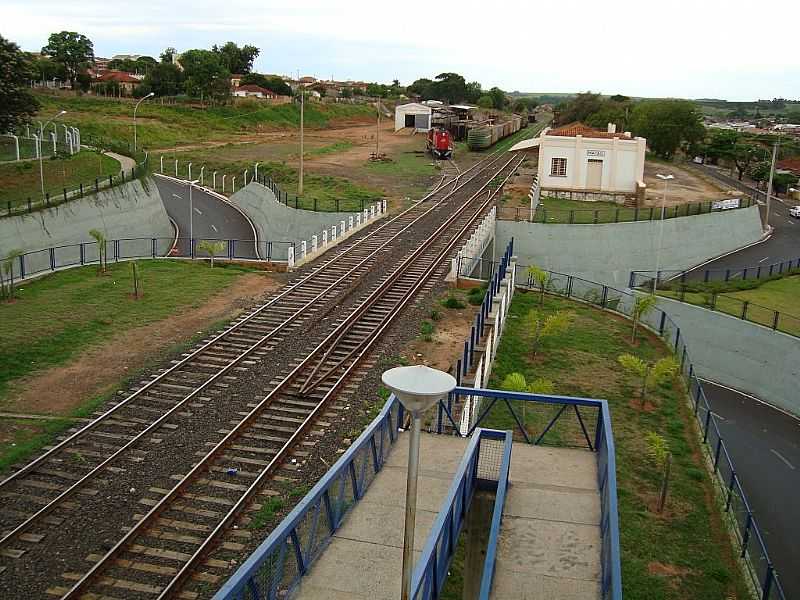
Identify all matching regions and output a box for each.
[340,86,353,99]
[645,431,672,512]
[89,229,108,274]
[160,47,177,63]
[108,56,156,75]
[0,36,39,132]
[212,42,260,74]
[477,95,494,109]
[29,54,65,82]
[525,310,573,358]
[464,81,483,104]
[784,109,800,124]
[501,372,555,432]
[513,97,538,113]
[631,294,657,343]
[608,94,630,103]
[433,72,467,103]
[366,82,389,98]
[407,77,434,98]
[142,62,184,96]
[555,91,604,125]
[527,265,550,307]
[41,31,94,89]
[488,87,509,110]
[198,240,226,267]
[180,49,230,102]
[617,354,678,404]
[240,73,291,96]
[629,100,704,159]
[585,104,628,132]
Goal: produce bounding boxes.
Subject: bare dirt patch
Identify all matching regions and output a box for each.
[648,561,693,579]
[643,161,731,206]
[403,299,476,372]
[3,273,280,417]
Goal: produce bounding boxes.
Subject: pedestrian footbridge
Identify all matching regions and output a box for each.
[213,388,622,600]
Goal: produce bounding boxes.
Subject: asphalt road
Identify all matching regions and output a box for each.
[154,176,258,259]
[702,380,800,597]
[686,166,799,278]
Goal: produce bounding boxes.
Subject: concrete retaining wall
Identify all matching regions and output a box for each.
[229,183,368,252]
[496,206,764,288]
[0,177,172,270]
[655,297,800,417]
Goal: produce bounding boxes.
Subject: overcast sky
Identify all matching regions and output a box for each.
[5,0,799,101]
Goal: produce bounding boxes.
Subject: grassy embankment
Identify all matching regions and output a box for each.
[0,150,120,207]
[477,291,751,600]
[0,260,263,472]
[658,273,800,336]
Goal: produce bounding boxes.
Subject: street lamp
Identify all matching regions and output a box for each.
[381,365,456,600]
[133,92,155,153]
[653,173,674,294]
[39,110,66,198]
[172,178,200,254]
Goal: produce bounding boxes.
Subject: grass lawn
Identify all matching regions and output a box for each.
[479,291,751,600]
[0,260,257,402]
[659,274,800,337]
[35,93,375,151]
[0,151,120,207]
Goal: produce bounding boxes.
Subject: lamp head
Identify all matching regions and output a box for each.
[382,365,456,415]
[656,173,674,181]
[146,92,155,98]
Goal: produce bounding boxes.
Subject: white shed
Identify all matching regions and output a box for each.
[395,103,432,132]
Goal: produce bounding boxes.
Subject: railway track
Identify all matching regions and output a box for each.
[0,150,520,599]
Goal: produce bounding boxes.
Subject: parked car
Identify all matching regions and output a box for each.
[790,205,800,218]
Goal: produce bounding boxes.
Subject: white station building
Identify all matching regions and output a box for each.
[511,122,647,199]
[394,102,432,132]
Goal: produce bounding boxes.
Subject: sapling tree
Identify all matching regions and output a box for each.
[500,372,555,433]
[527,265,550,307]
[89,228,107,274]
[526,309,573,358]
[631,294,657,343]
[131,261,143,299]
[0,249,22,301]
[197,239,226,268]
[645,431,672,512]
[617,354,679,404]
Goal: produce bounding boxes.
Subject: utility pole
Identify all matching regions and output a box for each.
[376,98,381,158]
[298,69,304,195]
[764,139,779,232]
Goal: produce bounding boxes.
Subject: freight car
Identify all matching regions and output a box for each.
[466,114,524,150]
[427,127,454,159]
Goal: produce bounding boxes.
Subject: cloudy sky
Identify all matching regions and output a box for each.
[5,0,799,101]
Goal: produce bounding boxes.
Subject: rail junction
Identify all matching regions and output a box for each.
[0,150,522,599]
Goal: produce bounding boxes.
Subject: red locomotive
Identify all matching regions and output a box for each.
[426,127,453,159]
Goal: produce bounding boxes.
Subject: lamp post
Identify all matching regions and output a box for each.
[254,161,260,182]
[653,173,674,294]
[172,178,199,255]
[298,70,304,195]
[764,138,780,232]
[133,92,155,153]
[39,110,66,198]
[381,365,456,600]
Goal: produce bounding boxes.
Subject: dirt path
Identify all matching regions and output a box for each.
[2,273,280,417]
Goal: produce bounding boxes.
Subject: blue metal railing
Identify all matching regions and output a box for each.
[477,429,513,600]
[211,396,404,600]
[630,260,800,288]
[410,429,512,600]
[512,266,787,599]
[441,387,622,600]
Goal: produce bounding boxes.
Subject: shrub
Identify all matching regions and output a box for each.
[441,296,466,309]
[420,320,435,341]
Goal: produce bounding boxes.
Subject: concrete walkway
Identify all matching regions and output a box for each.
[490,445,601,599]
[292,433,600,600]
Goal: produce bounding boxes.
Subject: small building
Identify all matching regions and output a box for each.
[233,85,281,99]
[394,102,432,132]
[230,74,245,89]
[91,71,142,95]
[511,122,646,199]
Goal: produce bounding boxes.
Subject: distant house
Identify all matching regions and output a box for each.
[777,157,800,177]
[230,74,245,90]
[510,122,646,198]
[91,71,142,95]
[394,102,432,132]
[234,84,279,99]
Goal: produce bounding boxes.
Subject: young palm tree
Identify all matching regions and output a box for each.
[89,229,108,274]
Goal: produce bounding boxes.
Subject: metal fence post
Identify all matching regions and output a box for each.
[658,312,666,335]
[702,408,712,443]
[772,311,779,330]
[152,238,157,258]
[80,243,85,265]
[713,438,722,471]
[762,564,775,599]
[674,328,681,352]
[49,247,56,271]
[740,513,752,558]
[741,301,749,320]
[725,471,736,511]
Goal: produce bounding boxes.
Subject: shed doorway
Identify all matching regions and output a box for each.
[586,159,603,189]
[405,114,415,127]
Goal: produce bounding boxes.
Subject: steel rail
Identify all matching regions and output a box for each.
[0,153,510,551]
[0,149,501,495]
[60,152,522,600]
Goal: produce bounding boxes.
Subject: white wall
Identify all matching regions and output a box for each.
[537,135,645,193]
[394,103,431,131]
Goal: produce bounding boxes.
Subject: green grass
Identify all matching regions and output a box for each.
[659,274,800,336]
[249,497,285,529]
[534,195,706,224]
[35,93,375,151]
[307,141,355,156]
[479,291,751,600]
[0,260,259,402]
[365,147,437,179]
[0,151,120,207]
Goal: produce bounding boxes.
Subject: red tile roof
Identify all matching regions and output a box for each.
[777,157,800,174]
[547,122,631,139]
[96,70,140,84]
[237,84,274,95]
